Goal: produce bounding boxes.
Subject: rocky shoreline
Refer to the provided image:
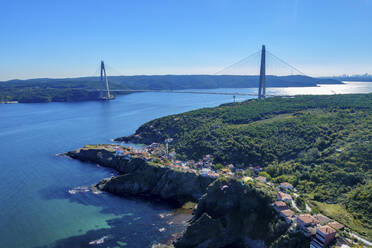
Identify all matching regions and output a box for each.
[66,144,296,248]
[66,145,215,205]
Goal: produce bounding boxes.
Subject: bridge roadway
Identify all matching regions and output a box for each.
[108,89,283,97]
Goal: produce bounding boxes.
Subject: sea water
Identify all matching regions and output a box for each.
[0,82,371,248]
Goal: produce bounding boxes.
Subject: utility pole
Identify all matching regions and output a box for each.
[258,45,266,99]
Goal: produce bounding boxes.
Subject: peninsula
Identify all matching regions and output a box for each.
[67,93,371,247]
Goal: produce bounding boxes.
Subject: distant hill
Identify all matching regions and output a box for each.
[0,75,342,103]
[325,74,372,82]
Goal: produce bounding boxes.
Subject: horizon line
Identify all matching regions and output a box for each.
[2,73,372,83]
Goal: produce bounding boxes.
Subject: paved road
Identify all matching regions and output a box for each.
[349,232,372,247]
[291,199,301,212]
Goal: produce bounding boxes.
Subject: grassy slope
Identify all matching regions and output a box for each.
[129,94,372,238]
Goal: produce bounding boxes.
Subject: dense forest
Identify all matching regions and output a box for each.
[122,94,372,238]
[0,75,341,103]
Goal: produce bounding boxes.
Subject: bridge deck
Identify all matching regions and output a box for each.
[108,89,286,97]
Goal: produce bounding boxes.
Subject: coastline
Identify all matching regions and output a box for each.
[65,144,300,247]
[111,93,372,245]
[62,93,371,247]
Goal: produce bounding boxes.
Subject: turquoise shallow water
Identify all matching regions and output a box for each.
[0,82,371,248]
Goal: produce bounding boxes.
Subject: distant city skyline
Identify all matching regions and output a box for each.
[0,0,371,81]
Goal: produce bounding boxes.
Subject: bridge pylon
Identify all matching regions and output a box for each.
[99,61,114,100]
[258,45,266,99]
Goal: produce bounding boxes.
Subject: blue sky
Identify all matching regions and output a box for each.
[0,0,371,80]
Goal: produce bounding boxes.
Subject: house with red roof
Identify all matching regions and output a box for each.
[297,214,318,237]
[277,192,292,203]
[273,201,288,212]
[310,225,337,248]
[279,209,295,224]
[280,182,293,191]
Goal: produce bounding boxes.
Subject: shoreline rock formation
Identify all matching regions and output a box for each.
[174,178,288,248]
[67,145,215,205]
[66,145,298,247]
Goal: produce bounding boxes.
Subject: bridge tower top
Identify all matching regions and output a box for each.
[99,61,114,100]
[258,45,266,99]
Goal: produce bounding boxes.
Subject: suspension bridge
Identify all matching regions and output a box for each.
[97,45,312,100]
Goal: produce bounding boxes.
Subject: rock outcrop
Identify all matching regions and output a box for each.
[174,178,289,248]
[67,146,290,248]
[67,146,214,204]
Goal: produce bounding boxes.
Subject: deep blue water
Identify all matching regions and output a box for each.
[0,92,241,248]
[1,82,371,248]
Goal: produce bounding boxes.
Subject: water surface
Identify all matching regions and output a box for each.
[0,81,371,248]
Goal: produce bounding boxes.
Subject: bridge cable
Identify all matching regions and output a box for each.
[214,50,260,75]
[266,50,308,76]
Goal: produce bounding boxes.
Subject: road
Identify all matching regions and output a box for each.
[349,232,372,247]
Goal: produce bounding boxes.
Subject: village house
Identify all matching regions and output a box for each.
[149,142,160,149]
[279,209,295,224]
[209,171,219,179]
[328,221,344,231]
[201,168,211,177]
[256,176,267,183]
[115,148,123,157]
[277,192,292,203]
[273,201,288,212]
[168,151,176,158]
[227,164,235,172]
[203,154,212,160]
[310,225,337,248]
[280,182,294,191]
[202,154,213,166]
[314,214,331,226]
[184,160,196,169]
[296,214,318,237]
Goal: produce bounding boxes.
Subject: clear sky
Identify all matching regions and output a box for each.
[0,0,371,81]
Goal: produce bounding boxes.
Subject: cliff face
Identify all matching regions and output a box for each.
[67,146,214,204]
[67,146,289,248]
[174,178,288,248]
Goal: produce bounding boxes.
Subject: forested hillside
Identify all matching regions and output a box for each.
[120,94,372,237]
[0,75,341,103]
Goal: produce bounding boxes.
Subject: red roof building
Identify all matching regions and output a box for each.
[277,192,292,202]
[297,214,318,236]
[273,201,288,212]
[256,176,267,183]
[279,209,295,224]
[314,214,331,225]
[328,221,344,231]
[280,182,294,191]
[310,225,337,248]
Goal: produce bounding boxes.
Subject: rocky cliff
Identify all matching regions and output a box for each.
[67,145,291,248]
[67,146,214,204]
[174,178,289,248]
